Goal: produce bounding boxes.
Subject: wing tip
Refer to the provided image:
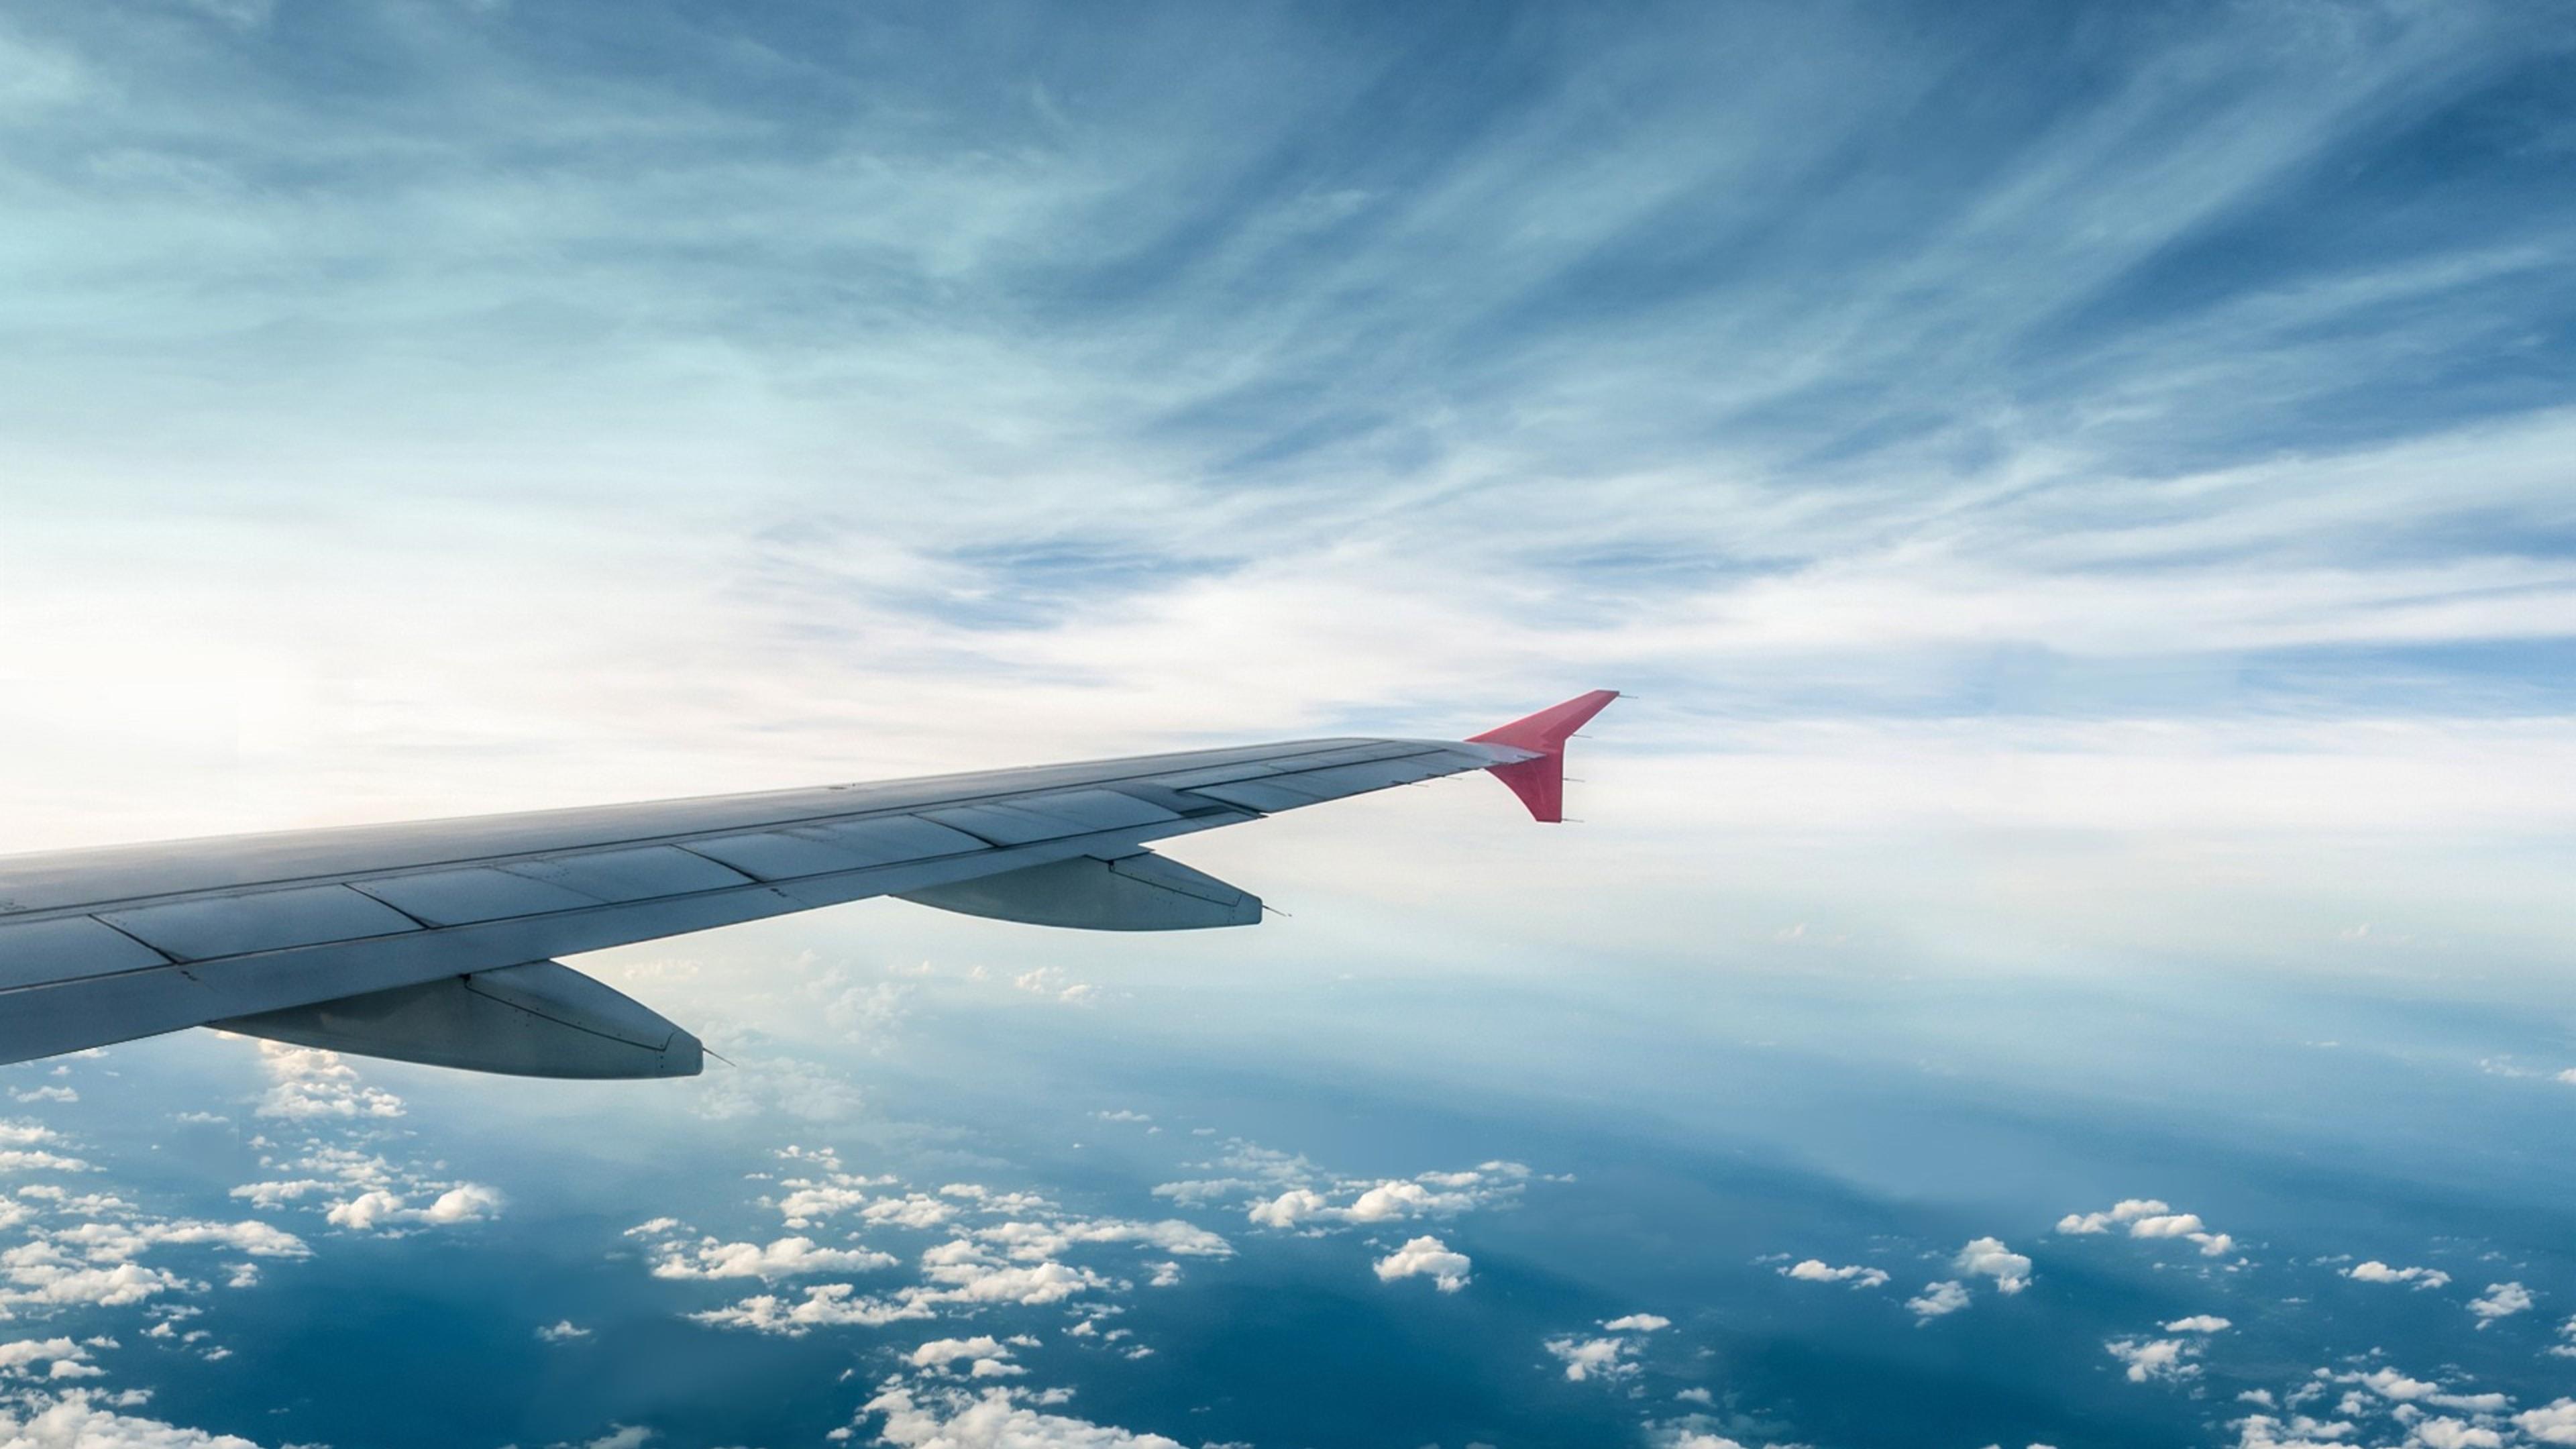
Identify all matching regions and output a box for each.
[1466,690,1620,822]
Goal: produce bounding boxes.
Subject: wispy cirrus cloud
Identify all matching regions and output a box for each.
[0,2,2569,1009]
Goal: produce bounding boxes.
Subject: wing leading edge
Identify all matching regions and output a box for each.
[0,692,1617,1077]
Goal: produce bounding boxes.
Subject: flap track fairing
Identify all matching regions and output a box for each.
[215,959,702,1079]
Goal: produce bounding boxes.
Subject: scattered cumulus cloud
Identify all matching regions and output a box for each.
[1544,1336,1636,1383]
[1603,1313,1672,1332]
[1373,1236,1471,1293]
[646,1235,898,1282]
[2056,1199,2233,1257]
[251,1044,403,1121]
[324,1183,501,1234]
[865,1385,1183,1448]
[2106,1336,2201,1383]
[1952,1238,2031,1294]
[2518,1400,2576,1445]
[908,1336,1022,1379]
[1782,1259,1888,1288]
[2347,1261,2451,1289]
[2468,1282,2533,1327]
[0,1391,262,1448]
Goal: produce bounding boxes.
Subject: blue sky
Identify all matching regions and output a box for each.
[4,0,2572,777]
[2,3,2576,1446]
[5,0,2571,973]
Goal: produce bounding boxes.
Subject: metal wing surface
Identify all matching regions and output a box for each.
[0,691,1615,1079]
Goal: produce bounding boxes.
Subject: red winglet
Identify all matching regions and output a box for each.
[1467,689,1620,823]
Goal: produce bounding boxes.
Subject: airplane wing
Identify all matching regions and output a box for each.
[0,692,1617,1080]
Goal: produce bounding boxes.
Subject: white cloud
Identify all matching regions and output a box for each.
[1603,1313,1670,1332]
[1646,1419,1750,1449]
[2517,1399,2576,1446]
[2411,1420,2503,1449]
[234,1135,493,1243]
[576,1428,653,1449]
[1149,1179,1254,1208]
[674,1159,1251,1335]
[50,1219,308,1263]
[1544,1336,1635,1383]
[1036,1220,1230,1259]
[2056,1199,2231,1256]
[908,1336,1007,1371]
[421,1186,502,1224]
[2347,1260,2451,1289]
[1782,1259,1888,1287]
[2163,1315,2231,1333]
[649,1236,898,1282]
[916,1251,1105,1308]
[0,1338,92,1381]
[1010,968,1097,1006]
[1246,1189,1328,1229]
[252,1043,404,1121]
[537,1320,592,1343]
[0,1210,307,1315]
[1236,1159,1532,1232]
[0,1258,180,1310]
[0,1391,262,1448]
[1373,1237,1470,1293]
[1907,1281,1970,1321]
[2106,1337,2200,1383]
[2236,1412,2380,1448]
[2362,1368,2441,1401]
[324,1183,501,1234]
[860,1196,959,1232]
[0,1151,93,1174]
[1953,1238,2031,1294]
[2467,1281,2532,1326]
[866,1385,1183,1448]
[1346,1181,1470,1222]
[691,1283,930,1336]
[770,1176,928,1231]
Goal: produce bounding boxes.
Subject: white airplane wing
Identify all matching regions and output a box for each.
[0,692,1617,1080]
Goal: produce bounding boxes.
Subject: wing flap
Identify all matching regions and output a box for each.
[217,959,701,1079]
